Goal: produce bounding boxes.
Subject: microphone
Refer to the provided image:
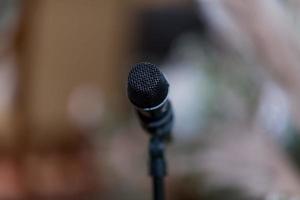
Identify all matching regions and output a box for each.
[127,62,173,139]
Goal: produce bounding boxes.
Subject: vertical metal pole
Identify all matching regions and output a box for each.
[149,136,166,200]
[153,177,164,200]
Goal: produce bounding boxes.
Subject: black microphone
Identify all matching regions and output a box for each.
[127,62,173,139]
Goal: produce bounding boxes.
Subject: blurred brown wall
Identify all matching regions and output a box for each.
[20,0,132,134]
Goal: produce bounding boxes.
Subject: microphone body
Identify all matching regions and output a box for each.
[127,62,173,200]
[136,99,173,138]
[127,62,174,139]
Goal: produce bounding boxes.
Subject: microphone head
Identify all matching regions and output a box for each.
[127,62,169,109]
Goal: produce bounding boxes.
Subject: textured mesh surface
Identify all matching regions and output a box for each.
[127,62,169,108]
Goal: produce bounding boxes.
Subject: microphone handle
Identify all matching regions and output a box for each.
[137,100,173,139]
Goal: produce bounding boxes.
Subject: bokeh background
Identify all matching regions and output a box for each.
[1,0,300,199]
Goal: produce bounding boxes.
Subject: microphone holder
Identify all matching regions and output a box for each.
[149,135,168,200]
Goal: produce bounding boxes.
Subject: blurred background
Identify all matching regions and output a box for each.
[2,0,300,199]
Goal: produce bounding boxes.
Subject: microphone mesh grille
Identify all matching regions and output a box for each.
[127,62,169,108]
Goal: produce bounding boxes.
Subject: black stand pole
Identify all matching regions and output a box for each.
[149,136,167,200]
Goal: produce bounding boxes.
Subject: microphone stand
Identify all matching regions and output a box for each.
[127,62,173,200]
[149,135,167,200]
